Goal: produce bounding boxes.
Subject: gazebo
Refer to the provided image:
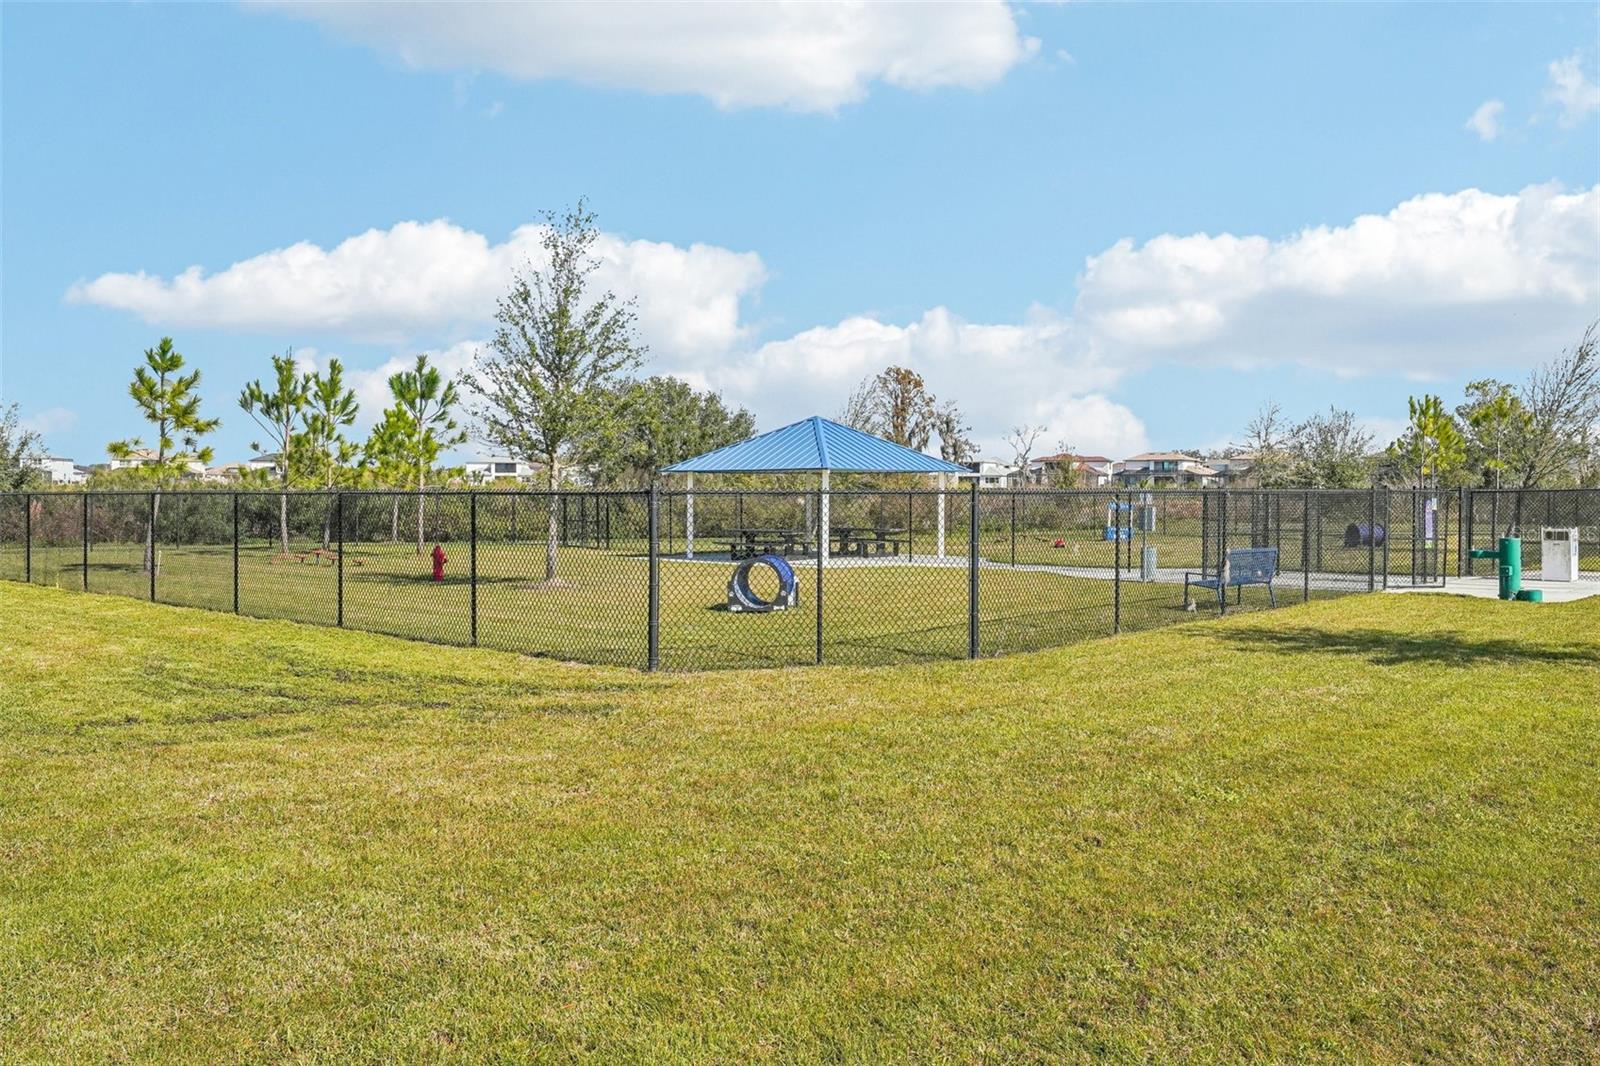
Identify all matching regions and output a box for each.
[662,416,974,562]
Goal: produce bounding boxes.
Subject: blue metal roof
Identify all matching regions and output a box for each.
[663,416,972,475]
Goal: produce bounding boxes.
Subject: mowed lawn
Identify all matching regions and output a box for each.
[2,584,1597,1062]
[15,539,1304,669]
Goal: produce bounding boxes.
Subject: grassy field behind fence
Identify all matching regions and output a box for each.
[6,486,1590,670]
[10,538,1319,669]
[1,583,1596,1061]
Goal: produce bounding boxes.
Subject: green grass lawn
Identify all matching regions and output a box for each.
[2,583,1597,1062]
[13,537,1332,671]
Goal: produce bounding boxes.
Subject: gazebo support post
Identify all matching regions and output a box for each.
[819,470,830,564]
[685,473,695,560]
[936,473,947,559]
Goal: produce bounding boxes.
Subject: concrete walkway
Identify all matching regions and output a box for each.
[1385,576,1600,603]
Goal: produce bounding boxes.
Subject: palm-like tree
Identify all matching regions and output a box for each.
[109,338,219,573]
[387,354,466,554]
[239,352,309,556]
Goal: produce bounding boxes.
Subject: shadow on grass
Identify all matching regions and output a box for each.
[1212,625,1600,667]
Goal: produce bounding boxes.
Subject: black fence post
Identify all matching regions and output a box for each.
[647,483,660,671]
[232,492,240,614]
[1458,486,1469,577]
[1381,488,1390,589]
[815,487,824,665]
[1218,490,1229,616]
[1302,490,1311,603]
[907,492,914,559]
[968,479,980,658]
[23,492,31,583]
[82,492,90,591]
[469,492,478,647]
[336,493,346,628]
[1113,490,1122,634]
[1201,489,1210,575]
[1004,492,1017,569]
[149,491,157,602]
[1367,485,1377,592]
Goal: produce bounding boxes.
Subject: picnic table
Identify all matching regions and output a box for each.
[721,527,815,559]
[830,526,908,558]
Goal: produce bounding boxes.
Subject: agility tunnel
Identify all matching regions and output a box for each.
[727,554,800,613]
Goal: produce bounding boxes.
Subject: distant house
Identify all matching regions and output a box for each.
[204,462,253,483]
[243,453,283,474]
[464,457,540,483]
[963,459,1019,487]
[107,448,206,476]
[1209,452,1256,485]
[1029,453,1113,487]
[1114,452,1220,488]
[29,456,89,485]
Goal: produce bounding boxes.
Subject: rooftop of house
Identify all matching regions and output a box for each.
[1124,452,1204,463]
[1033,453,1112,465]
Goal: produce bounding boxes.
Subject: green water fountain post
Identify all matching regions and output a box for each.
[1469,537,1527,601]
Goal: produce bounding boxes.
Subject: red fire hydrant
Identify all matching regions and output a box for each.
[430,543,447,583]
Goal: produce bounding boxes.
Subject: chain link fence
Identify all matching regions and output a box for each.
[4,487,1592,670]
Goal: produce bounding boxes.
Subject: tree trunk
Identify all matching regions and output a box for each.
[415,463,426,555]
[279,480,290,556]
[322,470,334,552]
[545,458,560,582]
[146,488,162,575]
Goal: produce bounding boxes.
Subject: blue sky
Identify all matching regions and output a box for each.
[3,1,1597,466]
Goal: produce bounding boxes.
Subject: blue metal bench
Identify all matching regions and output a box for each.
[1184,547,1278,612]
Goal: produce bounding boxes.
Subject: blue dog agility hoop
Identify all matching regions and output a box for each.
[727,554,799,613]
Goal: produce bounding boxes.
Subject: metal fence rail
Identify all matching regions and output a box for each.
[3,487,1592,670]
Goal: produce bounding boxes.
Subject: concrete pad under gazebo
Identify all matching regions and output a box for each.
[661,416,974,562]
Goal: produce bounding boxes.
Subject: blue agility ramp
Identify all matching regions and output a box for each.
[727,554,799,613]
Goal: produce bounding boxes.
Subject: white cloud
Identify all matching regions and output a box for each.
[66,183,1598,459]
[253,0,1037,112]
[1545,52,1600,128]
[1072,183,1600,376]
[1465,99,1505,141]
[67,220,767,357]
[690,306,1146,457]
[331,340,484,430]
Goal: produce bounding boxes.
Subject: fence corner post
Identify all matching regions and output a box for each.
[23,491,31,583]
[968,478,979,659]
[232,491,240,613]
[82,492,90,591]
[647,482,661,671]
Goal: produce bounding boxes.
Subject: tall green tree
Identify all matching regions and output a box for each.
[1457,380,1530,489]
[298,358,361,549]
[932,400,976,465]
[108,338,219,572]
[387,354,466,554]
[362,407,415,542]
[1388,395,1466,489]
[1286,406,1373,488]
[239,351,310,556]
[1235,401,1292,488]
[465,200,647,581]
[578,376,754,487]
[1506,323,1600,492]
[1500,323,1600,531]
[0,404,45,491]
